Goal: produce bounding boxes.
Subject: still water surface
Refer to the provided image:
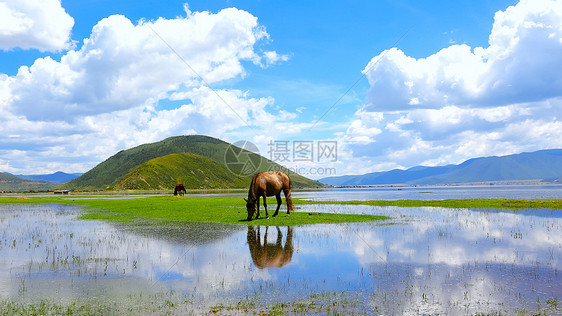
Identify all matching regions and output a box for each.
[1,187,561,314]
[294,184,562,201]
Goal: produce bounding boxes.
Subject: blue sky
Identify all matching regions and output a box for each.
[1,0,561,179]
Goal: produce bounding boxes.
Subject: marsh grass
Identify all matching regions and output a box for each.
[0,300,108,315]
[208,292,365,315]
[2,293,558,316]
[0,296,193,316]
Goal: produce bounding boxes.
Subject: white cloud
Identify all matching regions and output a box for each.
[6,9,274,121]
[345,118,382,145]
[0,86,299,173]
[0,0,74,51]
[364,0,562,111]
[0,6,298,174]
[261,51,290,67]
[342,0,562,172]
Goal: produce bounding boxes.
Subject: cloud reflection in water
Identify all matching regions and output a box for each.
[0,203,561,314]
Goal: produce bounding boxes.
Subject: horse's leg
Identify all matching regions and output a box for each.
[263,194,269,219]
[275,226,282,246]
[283,189,292,216]
[284,226,293,253]
[263,226,269,256]
[256,198,260,219]
[273,193,281,217]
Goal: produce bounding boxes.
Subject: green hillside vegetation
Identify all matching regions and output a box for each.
[64,135,324,191]
[114,153,248,190]
[0,172,55,192]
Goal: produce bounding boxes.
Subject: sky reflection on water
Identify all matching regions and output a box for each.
[0,201,561,314]
[294,184,562,201]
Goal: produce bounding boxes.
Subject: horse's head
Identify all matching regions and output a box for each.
[244,198,256,221]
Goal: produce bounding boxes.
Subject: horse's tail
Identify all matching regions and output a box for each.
[285,173,294,212]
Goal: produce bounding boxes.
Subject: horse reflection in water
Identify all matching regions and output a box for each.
[247,226,294,269]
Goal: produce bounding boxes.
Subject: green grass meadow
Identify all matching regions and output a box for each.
[1,195,561,227]
[0,196,388,226]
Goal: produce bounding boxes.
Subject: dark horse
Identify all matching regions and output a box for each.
[244,171,293,220]
[174,184,186,196]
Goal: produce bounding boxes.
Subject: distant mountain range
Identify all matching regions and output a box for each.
[3,140,561,191]
[0,171,82,192]
[320,149,562,186]
[15,171,83,183]
[0,172,57,192]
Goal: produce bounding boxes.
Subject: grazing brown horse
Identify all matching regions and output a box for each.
[174,184,186,196]
[247,226,293,268]
[244,171,294,220]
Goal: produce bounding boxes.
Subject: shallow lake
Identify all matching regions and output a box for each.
[1,188,562,314]
[293,184,562,201]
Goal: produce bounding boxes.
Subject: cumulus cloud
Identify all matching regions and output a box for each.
[0,6,294,173]
[6,8,274,121]
[0,86,294,173]
[0,0,74,51]
[261,51,290,67]
[363,0,562,112]
[343,0,562,172]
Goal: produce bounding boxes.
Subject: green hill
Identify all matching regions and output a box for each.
[114,153,248,190]
[0,172,56,192]
[65,135,324,190]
